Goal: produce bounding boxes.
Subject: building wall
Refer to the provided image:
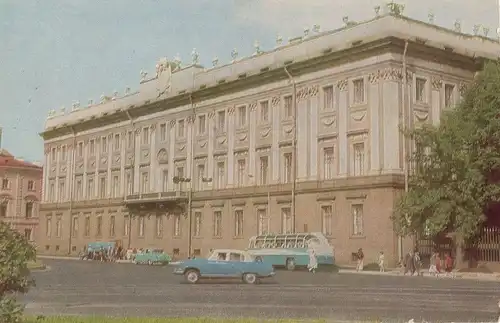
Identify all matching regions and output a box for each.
[38,45,474,266]
[0,167,43,241]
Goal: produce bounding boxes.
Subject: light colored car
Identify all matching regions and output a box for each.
[172,249,275,284]
[134,249,171,265]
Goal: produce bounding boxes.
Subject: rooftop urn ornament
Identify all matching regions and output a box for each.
[72,102,80,111]
[113,91,118,99]
[125,87,131,95]
[428,12,435,24]
[374,5,381,17]
[276,34,283,47]
[454,19,462,33]
[60,106,66,114]
[303,27,310,38]
[342,16,349,26]
[253,40,261,56]
[88,99,93,106]
[473,24,480,36]
[231,48,238,62]
[483,26,490,37]
[173,54,182,69]
[191,48,199,65]
[312,24,321,33]
[140,70,148,81]
[212,56,219,67]
[386,2,405,16]
[48,109,56,117]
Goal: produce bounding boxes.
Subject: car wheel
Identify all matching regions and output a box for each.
[286,258,296,271]
[134,259,139,265]
[148,260,153,266]
[185,270,200,284]
[242,273,258,284]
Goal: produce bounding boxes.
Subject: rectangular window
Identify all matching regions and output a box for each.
[27,180,35,191]
[217,110,226,132]
[109,215,116,237]
[87,177,94,199]
[142,127,149,145]
[61,145,67,161]
[72,215,78,238]
[353,79,364,104]
[127,131,134,149]
[77,142,83,157]
[198,115,206,135]
[173,214,181,237]
[238,106,247,127]
[260,101,269,123]
[89,139,96,156]
[237,159,246,187]
[101,137,108,154]
[75,179,83,200]
[234,210,244,237]
[55,216,62,237]
[216,162,225,189]
[141,172,149,193]
[445,84,454,107]
[51,147,57,161]
[257,208,269,235]
[46,217,52,237]
[323,86,334,110]
[126,173,132,195]
[283,153,292,183]
[176,166,184,178]
[96,214,103,237]
[1,178,8,190]
[112,175,119,198]
[25,202,33,218]
[49,182,55,201]
[321,205,333,236]
[213,211,222,237]
[416,77,426,102]
[160,123,167,141]
[155,215,163,237]
[353,143,365,176]
[194,212,202,237]
[114,134,120,151]
[99,177,106,198]
[177,120,185,137]
[281,207,292,234]
[58,179,66,201]
[0,201,7,217]
[323,147,334,179]
[162,170,169,192]
[352,204,364,236]
[84,215,91,237]
[259,156,269,185]
[138,215,145,237]
[284,95,293,118]
[197,164,205,190]
[124,216,130,236]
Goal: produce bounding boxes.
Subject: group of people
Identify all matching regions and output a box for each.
[79,245,125,262]
[403,249,454,277]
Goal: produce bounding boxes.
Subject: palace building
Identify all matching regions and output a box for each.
[37,11,500,265]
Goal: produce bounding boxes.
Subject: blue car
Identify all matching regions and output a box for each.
[172,249,275,284]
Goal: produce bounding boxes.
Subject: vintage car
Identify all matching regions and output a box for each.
[172,249,275,284]
[134,249,171,265]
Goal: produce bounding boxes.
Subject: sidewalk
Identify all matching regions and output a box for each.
[339,268,500,281]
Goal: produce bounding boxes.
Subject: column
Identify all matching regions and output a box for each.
[55,147,60,201]
[168,121,175,191]
[133,129,140,193]
[369,76,381,173]
[431,78,442,126]
[382,76,402,172]
[227,107,235,187]
[271,97,280,183]
[337,80,348,176]
[186,115,194,189]
[107,136,112,196]
[43,151,49,202]
[297,94,308,181]
[249,103,257,183]
[309,91,319,180]
[120,131,126,196]
[150,125,157,192]
[207,112,215,182]
[82,141,88,199]
[66,145,72,200]
[95,138,100,196]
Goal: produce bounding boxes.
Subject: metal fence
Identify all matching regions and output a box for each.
[465,227,500,263]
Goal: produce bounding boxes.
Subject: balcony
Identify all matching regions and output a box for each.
[124,191,188,205]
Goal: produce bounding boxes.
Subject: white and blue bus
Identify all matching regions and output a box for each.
[247,232,335,271]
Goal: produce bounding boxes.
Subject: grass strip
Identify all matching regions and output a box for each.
[26,317,333,323]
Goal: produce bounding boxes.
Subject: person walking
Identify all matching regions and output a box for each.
[403,250,415,276]
[444,253,454,277]
[356,248,364,272]
[378,251,385,272]
[414,251,422,276]
[307,247,318,273]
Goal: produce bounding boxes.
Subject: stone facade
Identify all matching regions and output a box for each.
[0,149,43,241]
[38,14,499,266]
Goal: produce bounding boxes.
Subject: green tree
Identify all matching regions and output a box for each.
[0,221,36,323]
[392,61,500,241]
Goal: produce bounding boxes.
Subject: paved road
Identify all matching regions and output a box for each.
[23,259,500,322]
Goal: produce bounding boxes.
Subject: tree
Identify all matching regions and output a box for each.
[0,221,36,323]
[392,61,500,241]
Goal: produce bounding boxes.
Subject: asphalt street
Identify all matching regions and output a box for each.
[22,259,500,322]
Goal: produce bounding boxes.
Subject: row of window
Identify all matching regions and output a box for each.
[44,204,365,239]
[1,178,37,191]
[0,200,36,218]
[46,143,366,202]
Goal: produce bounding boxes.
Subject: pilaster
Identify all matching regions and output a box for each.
[337,79,348,176]
[66,145,72,200]
[43,151,49,202]
[431,77,442,126]
[309,89,319,180]
[207,111,215,182]
[168,121,175,191]
[120,132,126,196]
[186,115,195,190]
[249,102,257,183]
[227,107,235,187]
[106,136,112,196]
[95,138,100,196]
[150,124,157,192]
[55,147,60,201]
[368,72,381,173]
[381,69,403,172]
[271,97,280,183]
[133,129,140,193]
[297,88,309,181]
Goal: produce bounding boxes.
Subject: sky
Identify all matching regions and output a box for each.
[0,0,498,162]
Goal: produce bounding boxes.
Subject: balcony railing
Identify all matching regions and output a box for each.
[124,191,188,204]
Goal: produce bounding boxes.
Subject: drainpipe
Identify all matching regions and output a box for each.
[67,126,77,255]
[125,110,134,249]
[399,40,409,262]
[188,94,195,258]
[284,66,297,233]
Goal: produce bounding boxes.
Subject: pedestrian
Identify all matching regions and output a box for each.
[444,253,454,277]
[307,247,318,273]
[435,252,442,276]
[414,250,422,276]
[403,250,415,276]
[356,248,364,272]
[429,252,438,276]
[378,251,385,272]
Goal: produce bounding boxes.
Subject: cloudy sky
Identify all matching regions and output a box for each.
[0,0,497,161]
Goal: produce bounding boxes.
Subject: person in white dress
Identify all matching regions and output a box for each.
[307,248,318,273]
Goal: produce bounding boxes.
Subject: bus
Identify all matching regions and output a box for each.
[247,232,335,271]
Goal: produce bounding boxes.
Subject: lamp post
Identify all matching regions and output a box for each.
[173,176,212,258]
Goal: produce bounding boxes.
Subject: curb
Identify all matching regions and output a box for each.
[339,269,500,281]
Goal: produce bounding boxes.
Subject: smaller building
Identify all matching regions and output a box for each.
[0,149,43,241]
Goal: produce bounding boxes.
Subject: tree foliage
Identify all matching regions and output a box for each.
[0,221,36,323]
[392,61,500,240]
